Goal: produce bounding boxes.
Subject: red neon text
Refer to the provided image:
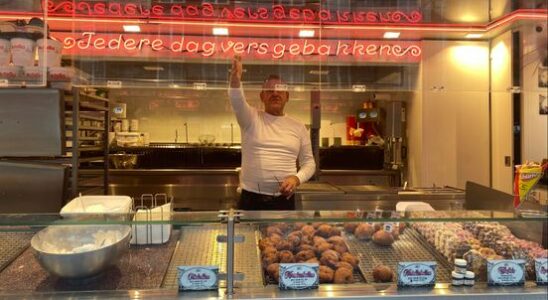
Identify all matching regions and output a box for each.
[54,32,422,63]
[45,1,423,24]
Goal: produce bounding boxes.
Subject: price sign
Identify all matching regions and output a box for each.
[178,266,219,291]
[0,79,8,87]
[487,260,525,286]
[535,258,547,286]
[279,263,319,290]
[397,261,437,287]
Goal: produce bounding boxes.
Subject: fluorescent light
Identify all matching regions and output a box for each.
[123,25,141,32]
[383,32,400,39]
[299,29,315,38]
[212,27,228,36]
[193,82,207,90]
[143,66,164,71]
[352,85,366,92]
[309,70,329,75]
[465,33,483,39]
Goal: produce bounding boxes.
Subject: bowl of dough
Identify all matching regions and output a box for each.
[31,225,131,278]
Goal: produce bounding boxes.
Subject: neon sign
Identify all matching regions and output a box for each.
[45,1,423,24]
[52,32,422,63]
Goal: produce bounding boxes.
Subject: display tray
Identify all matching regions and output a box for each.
[162,224,263,289]
[0,229,179,292]
[257,224,366,285]
[344,227,453,283]
[0,231,34,272]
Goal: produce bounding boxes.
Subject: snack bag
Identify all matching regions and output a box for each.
[513,162,548,208]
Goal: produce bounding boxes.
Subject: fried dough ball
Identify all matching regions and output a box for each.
[312,222,326,229]
[297,244,315,253]
[262,252,279,266]
[315,224,333,238]
[306,257,320,264]
[373,223,382,232]
[319,265,334,283]
[287,233,302,249]
[262,246,277,257]
[268,234,283,245]
[344,223,358,234]
[372,230,395,246]
[259,238,274,251]
[295,250,316,262]
[266,226,283,237]
[293,222,306,230]
[372,265,393,282]
[301,225,316,236]
[276,240,292,251]
[330,227,341,237]
[334,267,354,284]
[320,249,340,269]
[327,236,345,245]
[267,263,280,282]
[278,250,295,263]
[333,242,349,254]
[335,261,354,271]
[313,236,327,245]
[300,234,314,245]
[315,242,333,256]
[354,223,375,241]
[274,223,290,232]
[341,252,359,268]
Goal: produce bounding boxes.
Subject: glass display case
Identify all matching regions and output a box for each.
[0,209,546,299]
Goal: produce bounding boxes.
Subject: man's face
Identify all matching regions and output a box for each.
[260,78,289,116]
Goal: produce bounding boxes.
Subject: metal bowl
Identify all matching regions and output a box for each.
[31,225,131,278]
[109,153,139,169]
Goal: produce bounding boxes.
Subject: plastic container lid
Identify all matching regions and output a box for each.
[465,271,475,279]
[452,271,464,279]
[454,259,467,267]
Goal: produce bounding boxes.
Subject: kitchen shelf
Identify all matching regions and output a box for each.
[66,87,110,198]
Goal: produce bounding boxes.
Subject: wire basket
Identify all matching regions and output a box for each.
[130,193,173,245]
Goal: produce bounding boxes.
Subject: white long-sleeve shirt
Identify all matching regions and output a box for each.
[228,86,316,195]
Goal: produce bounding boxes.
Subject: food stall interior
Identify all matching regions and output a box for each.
[0,0,547,298]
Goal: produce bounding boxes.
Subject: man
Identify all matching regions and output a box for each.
[228,56,316,210]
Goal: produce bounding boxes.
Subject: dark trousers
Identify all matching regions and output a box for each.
[238,190,295,210]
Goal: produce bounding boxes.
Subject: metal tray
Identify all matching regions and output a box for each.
[257,225,366,285]
[344,227,453,283]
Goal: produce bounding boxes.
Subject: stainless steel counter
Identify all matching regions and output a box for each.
[107,169,464,211]
[2,274,546,299]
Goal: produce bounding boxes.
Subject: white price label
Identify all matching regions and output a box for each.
[0,79,8,87]
[279,263,319,290]
[107,80,122,88]
[177,266,219,291]
[487,260,525,286]
[535,258,547,285]
[398,261,437,287]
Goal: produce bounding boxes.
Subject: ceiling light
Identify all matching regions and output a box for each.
[299,29,315,38]
[143,66,164,71]
[123,25,141,32]
[193,82,207,90]
[383,32,400,39]
[352,85,366,92]
[309,70,329,75]
[212,27,228,36]
[465,33,483,39]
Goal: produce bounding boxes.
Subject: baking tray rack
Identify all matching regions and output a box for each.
[256,225,366,285]
[161,224,263,289]
[0,231,34,272]
[344,227,453,283]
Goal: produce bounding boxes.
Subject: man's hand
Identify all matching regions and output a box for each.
[230,55,242,88]
[279,175,300,198]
